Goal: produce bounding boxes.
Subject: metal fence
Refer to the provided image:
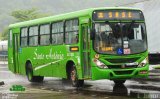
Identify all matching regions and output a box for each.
[0,45,8,61]
[0,54,8,61]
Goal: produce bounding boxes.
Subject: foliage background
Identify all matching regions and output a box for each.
[0,0,145,40]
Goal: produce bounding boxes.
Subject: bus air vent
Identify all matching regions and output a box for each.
[114,70,133,75]
[107,65,137,69]
[106,58,139,64]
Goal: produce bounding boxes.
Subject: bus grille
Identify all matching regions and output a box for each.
[114,70,133,75]
[107,65,137,69]
[106,58,139,63]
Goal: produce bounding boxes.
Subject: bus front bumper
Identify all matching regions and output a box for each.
[91,64,149,80]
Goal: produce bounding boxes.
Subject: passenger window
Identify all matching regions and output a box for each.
[20,28,28,47]
[52,22,63,45]
[65,19,79,44]
[40,24,50,45]
[29,26,38,46]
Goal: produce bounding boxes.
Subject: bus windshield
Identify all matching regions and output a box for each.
[94,22,147,55]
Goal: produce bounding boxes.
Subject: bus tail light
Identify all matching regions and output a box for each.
[93,59,108,69]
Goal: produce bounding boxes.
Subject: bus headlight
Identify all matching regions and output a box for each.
[93,59,108,69]
[138,57,148,68]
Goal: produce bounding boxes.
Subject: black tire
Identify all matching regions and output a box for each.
[70,66,84,87]
[113,80,126,85]
[26,63,44,82]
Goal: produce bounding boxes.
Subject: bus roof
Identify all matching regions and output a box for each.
[9,7,141,28]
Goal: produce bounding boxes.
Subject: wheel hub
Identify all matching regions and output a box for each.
[71,70,76,82]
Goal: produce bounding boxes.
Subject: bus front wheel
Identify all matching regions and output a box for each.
[113,80,126,85]
[70,66,84,87]
[26,63,44,82]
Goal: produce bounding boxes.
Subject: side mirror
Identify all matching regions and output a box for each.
[90,29,96,40]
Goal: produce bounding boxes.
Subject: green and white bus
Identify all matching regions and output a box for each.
[8,7,149,87]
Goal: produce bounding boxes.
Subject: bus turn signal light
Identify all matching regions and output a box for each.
[70,47,79,51]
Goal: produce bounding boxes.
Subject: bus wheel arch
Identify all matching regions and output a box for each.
[25,60,32,75]
[25,60,44,82]
[66,60,75,80]
[66,60,84,87]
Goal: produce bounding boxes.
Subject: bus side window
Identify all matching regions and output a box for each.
[20,28,28,47]
[65,19,79,44]
[29,26,38,46]
[40,24,50,45]
[52,21,64,45]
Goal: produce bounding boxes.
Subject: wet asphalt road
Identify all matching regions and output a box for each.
[1,63,160,99]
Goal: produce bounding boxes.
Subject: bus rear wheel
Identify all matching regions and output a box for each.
[70,66,84,87]
[26,63,44,82]
[113,80,126,85]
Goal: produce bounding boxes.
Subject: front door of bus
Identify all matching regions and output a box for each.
[13,34,19,73]
[82,24,91,78]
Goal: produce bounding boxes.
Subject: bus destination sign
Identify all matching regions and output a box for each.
[93,10,144,21]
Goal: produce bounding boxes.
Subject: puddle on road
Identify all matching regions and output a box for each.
[0,75,131,99]
[1,64,160,99]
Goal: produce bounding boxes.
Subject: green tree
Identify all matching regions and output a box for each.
[11,8,50,22]
[0,28,8,40]
[0,8,51,40]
